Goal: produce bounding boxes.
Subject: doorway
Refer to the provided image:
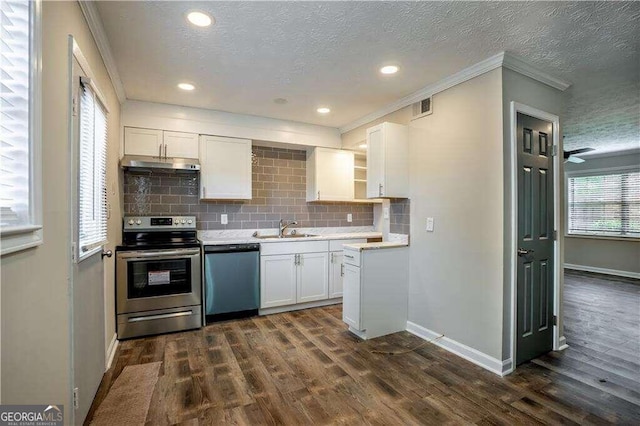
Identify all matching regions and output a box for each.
[509,102,564,370]
[69,37,108,424]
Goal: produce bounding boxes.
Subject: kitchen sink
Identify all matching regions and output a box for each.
[254,233,318,239]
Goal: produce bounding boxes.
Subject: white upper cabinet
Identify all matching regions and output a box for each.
[200,135,252,200]
[366,122,409,198]
[163,131,199,159]
[306,147,355,201]
[123,127,198,159]
[123,127,163,157]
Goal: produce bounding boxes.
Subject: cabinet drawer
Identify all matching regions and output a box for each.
[260,240,329,256]
[329,239,367,252]
[343,248,360,267]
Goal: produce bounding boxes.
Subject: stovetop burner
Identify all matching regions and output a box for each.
[117,216,200,251]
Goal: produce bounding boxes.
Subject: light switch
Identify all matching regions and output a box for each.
[426,217,434,232]
[347,213,353,223]
[221,214,228,225]
[383,207,389,219]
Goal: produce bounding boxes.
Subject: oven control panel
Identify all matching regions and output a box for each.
[124,216,196,230]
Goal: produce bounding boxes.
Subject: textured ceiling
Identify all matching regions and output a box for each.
[96,1,640,134]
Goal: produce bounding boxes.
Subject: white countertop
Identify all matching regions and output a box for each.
[198,226,383,245]
[343,241,409,251]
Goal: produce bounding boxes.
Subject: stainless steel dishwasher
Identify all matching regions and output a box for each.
[203,244,260,323]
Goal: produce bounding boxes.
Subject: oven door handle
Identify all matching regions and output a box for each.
[117,249,201,260]
[127,310,194,323]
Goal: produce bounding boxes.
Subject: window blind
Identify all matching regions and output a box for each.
[78,79,107,255]
[568,171,640,237]
[0,0,31,228]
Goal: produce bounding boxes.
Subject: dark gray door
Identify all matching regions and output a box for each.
[516,113,554,365]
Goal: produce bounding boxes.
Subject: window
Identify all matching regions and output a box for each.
[77,78,107,259]
[567,169,640,238]
[0,0,42,255]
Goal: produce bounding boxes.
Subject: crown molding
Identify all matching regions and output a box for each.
[78,1,126,104]
[502,54,571,92]
[339,52,571,134]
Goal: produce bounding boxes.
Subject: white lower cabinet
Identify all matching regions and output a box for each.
[297,252,329,303]
[260,254,297,308]
[342,263,361,329]
[329,251,344,298]
[259,238,368,312]
[342,245,409,340]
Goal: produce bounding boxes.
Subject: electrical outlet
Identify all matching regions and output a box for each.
[347,213,353,223]
[221,214,228,225]
[426,217,434,232]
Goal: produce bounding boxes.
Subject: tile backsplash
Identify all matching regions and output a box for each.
[390,199,410,234]
[124,146,374,230]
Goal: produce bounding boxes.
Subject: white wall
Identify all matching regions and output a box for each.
[121,100,342,151]
[564,151,640,275]
[408,69,506,360]
[1,1,121,414]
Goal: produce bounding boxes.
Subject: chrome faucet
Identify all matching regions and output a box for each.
[279,219,298,238]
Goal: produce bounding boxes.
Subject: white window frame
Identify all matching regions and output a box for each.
[72,40,110,262]
[0,0,43,255]
[565,165,640,241]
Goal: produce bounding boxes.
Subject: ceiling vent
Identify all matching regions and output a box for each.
[411,96,432,120]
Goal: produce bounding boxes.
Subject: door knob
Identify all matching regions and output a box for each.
[101,249,113,259]
[517,248,534,257]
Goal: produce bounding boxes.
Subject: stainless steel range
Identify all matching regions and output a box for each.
[116,216,202,339]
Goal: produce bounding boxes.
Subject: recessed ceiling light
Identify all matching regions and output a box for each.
[178,83,195,91]
[317,107,331,114]
[187,11,213,27]
[380,65,399,75]
[359,143,367,149]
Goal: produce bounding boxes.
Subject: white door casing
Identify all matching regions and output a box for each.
[507,101,565,375]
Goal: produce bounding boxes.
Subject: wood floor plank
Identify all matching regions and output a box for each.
[85,270,639,425]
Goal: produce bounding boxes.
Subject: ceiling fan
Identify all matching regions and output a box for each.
[564,147,595,163]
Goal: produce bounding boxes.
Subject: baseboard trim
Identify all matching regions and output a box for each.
[105,333,118,371]
[259,298,341,316]
[406,321,510,376]
[558,335,569,351]
[564,263,640,279]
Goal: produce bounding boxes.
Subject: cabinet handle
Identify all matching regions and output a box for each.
[202,186,205,198]
[294,254,298,265]
[164,144,168,159]
[317,191,320,200]
[379,183,383,196]
[158,144,162,159]
[345,254,354,259]
[330,252,334,263]
[298,253,303,266]
[340,263,344,277]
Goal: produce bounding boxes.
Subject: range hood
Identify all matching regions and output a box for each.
[120,155,200,171]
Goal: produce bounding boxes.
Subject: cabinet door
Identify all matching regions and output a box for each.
[315,149,354,201]
[200,136,252,200]
[328,251,344,298]
[163,131,199,159]
[124,127,163,157]
[260,255,297,308]
[366,125,385,198]
[297,252,329,303]
[342,263,362,329]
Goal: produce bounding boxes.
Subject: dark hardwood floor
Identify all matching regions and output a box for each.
[87,271,640,425]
